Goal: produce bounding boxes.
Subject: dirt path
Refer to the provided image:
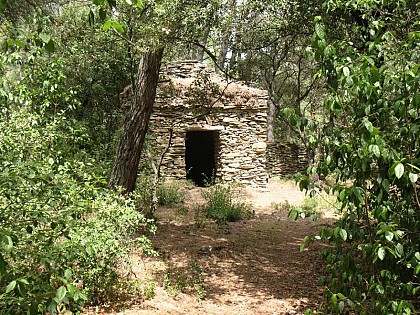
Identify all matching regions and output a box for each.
[86,179,334,315]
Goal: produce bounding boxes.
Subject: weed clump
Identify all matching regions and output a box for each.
[157,182,186,208]
[200,184,252,224]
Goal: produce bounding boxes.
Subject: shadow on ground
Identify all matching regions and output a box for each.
[147,208,329,314]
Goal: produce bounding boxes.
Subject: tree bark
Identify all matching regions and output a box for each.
[267,98,276,142]
[109,48,164,194]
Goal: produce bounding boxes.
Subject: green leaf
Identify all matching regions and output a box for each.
[2,235,13,254]
[395,243,404,257]
[18,278,29,285]
[385,231,394,241]
[102,20,112,31]
[364,119,374,133]
[5,280,16,293]
[343,66,350,77]
[47,299,57,315]
[299,176,310,191]
[64,269,72,280]
[299,242,305,252]
[369,144,380,158]
[326,155,331,165]
[337,293,346,300]
[291,210,299,220]
[39,33,51,44]
[135,0,143,9]
[55,286,67,303]
[45,39,55,53]
[340,228,348,241]
[378,247,386,260]
[331,293,337,306]
[409,172,418,183]
[394,163,404,179]
[111,21,124,33]
[315,21,326,40]
[14,40,24,48]
[376,283,384,294]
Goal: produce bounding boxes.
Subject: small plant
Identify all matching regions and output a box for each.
[288,196,320,222]
[194,207,207,228]
[157,182,185,208]
[200,184,252,225]
[272,200,293,211]
[134,172,154,213]
[202,171,216,187]
[125,278,156,300]
[175,205,189,216]
[142,280,156,300]
[190,262,206,301]
[162,262,206,301]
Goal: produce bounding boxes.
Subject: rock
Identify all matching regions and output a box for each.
[130,60,272,187]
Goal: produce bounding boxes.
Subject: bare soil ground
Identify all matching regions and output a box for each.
[86,179,336,315]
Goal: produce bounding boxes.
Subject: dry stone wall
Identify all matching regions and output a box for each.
[266,142,308,177]
[146,60,269,187]
[120,61,311,185]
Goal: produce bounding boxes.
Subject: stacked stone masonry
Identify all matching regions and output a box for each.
[121,60,308,187]
[266,142,308,177]
[152,61,269,187]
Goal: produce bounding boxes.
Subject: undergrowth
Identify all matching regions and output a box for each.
[199,184,252,225]
[163,262,206,301]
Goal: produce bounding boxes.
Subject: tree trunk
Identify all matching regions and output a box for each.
[217,0,237,70]
[267,98,276,142]
[109,48,164,194]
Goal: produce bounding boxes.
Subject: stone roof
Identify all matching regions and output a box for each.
[157,60,268,111]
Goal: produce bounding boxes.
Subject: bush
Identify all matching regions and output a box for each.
[0,108,155,314]
[200,185,252,224]
[134,172,154,213]
[298,6,420,313]
[157,182,186,208]
[0,44,154,313]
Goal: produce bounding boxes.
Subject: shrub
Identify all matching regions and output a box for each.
[200,184,252,224]
[0,107,155,314]
[0,44,154,313]
[298,7,420,313]
[163,262,206,301]
[134,172,154,213]
[157,182,186,208]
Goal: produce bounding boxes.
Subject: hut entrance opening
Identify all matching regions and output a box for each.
[185,131,218,187]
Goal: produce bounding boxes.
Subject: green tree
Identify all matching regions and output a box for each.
[88,0,221,194]
[301,1,420,313]
[0,13,154,313]
[53,4,132,151]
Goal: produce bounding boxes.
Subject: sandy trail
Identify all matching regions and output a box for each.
[86,179,333,315]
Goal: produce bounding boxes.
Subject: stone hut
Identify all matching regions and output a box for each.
[125,60,270,187]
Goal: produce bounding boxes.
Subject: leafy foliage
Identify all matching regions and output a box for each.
[0,24,153,314]
[163,261,206,301]
[200,185,252,225]
[299,1,420,313]
[157,182,186,208]
[52,4,132,153]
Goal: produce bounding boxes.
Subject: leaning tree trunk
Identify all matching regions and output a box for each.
[109,48,164,194]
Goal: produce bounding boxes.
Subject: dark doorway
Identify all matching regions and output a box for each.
[185,131,217,186]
